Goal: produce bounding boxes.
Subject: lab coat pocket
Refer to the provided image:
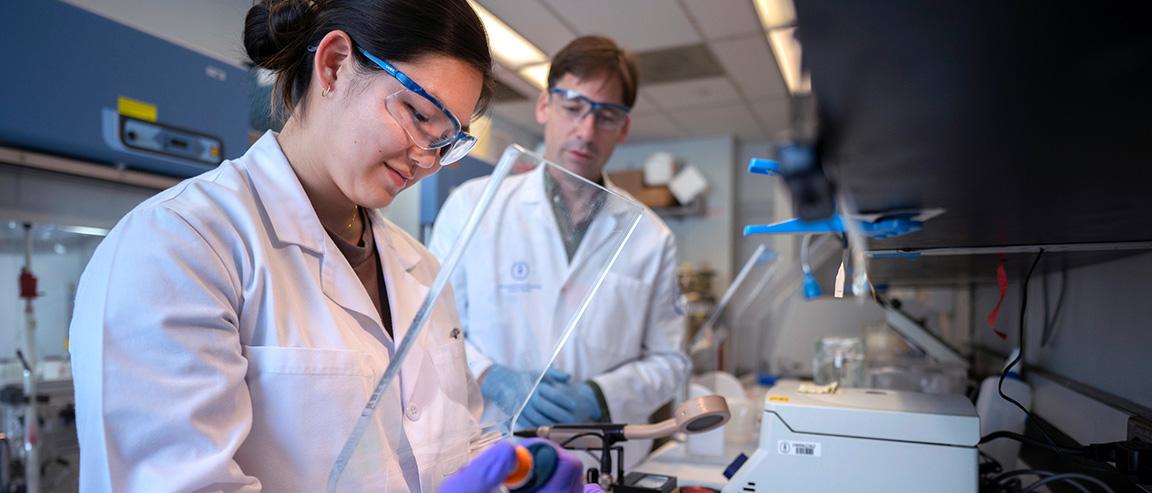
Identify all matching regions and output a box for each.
[578,272,649,370]
[239,346,377,490]
[438,448,468,478]
[430,338,470,403]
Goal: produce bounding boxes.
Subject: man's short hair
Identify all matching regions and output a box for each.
[547,35,639,108]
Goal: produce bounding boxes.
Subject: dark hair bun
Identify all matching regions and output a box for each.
[243,0,318,71]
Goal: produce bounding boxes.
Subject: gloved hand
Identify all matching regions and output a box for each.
[481,365,570,422]
[512,438,585,493]
[522,381,602,426]
[440,438,587,493]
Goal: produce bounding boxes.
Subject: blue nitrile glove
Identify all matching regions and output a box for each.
[524,381,602,425]
[439,441,518,493]
[481,365,571,425]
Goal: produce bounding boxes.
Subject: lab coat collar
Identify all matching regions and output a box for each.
[245,131,426,333]
[520,163,549,205]
[244,131,328,254]
[367,209,432,411]
[367,208,423,273]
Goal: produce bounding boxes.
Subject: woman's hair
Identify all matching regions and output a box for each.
[244,0,493,123]
[547,35,639,108]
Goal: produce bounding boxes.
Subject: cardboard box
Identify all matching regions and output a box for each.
[607,170,644,193]
[669,165,708,204]
[643,152,677,186]
[608,170,678,208]
[631,187,677,208]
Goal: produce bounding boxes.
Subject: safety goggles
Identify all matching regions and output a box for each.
[357,48,477,165]
[548,88,632,131]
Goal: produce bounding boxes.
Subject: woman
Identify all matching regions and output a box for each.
[69,1,582,491]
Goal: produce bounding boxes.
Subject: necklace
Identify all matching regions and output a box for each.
[345,207,360,231]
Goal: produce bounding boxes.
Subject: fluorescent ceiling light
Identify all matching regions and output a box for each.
[753,0,809,95]
[752,0,796,29]
[518,63,551,90]
[58,225,111,237]
[767,27,810,95]
[468,1,547,69]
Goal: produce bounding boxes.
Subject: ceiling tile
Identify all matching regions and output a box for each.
[626,112,687,141]
[680,0,763,40]
[711,35,789,99]
[669,104,767,141]
[631,92,663,116]
[641,76,743,110]
[542,0,701,52]
[751,98,792,137]
[475,0,578,57]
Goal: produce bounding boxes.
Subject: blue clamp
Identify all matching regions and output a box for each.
[748,158,780,176]
[744,214,923,240]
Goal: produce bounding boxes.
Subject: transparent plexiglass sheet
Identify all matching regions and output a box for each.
[329,145,646,491]
[688,244,780,372]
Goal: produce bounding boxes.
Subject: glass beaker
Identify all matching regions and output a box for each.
[813,337,866,387]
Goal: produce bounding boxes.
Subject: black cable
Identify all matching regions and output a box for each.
[997,249,1058,446]
[15,349,31,372]
[980,431,1087,456]
[558,431,606,449]
[1020,472,1114,493]
[993,468,1053,484]
[990,469,1093,493]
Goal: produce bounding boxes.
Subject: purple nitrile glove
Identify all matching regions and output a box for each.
[583,484,605,493]
[440,438,589,493]
[439,441,518,493]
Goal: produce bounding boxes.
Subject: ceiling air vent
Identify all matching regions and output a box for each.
[635,43,724,85]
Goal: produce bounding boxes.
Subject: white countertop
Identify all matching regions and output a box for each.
[630,437,756,489]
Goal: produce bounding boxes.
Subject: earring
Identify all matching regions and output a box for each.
[321,85,332,98]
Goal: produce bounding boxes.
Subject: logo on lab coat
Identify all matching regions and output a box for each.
[511,261,530,281]
[499,261,541,293]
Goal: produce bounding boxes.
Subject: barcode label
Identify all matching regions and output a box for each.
[777,440,821,457]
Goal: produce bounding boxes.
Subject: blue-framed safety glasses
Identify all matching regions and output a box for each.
[356,48,477,165]
[548,88,632,131]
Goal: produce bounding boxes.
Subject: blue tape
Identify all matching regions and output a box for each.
[748,158,780,176]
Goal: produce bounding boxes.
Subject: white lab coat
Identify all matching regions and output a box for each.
[69,131,482,492]
[429,164,689,468]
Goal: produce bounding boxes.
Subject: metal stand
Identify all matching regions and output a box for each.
[18,223,40,493]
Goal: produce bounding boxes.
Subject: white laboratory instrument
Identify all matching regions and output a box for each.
[723,380,979,493]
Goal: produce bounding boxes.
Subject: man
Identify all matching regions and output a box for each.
[430,35,689,468]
